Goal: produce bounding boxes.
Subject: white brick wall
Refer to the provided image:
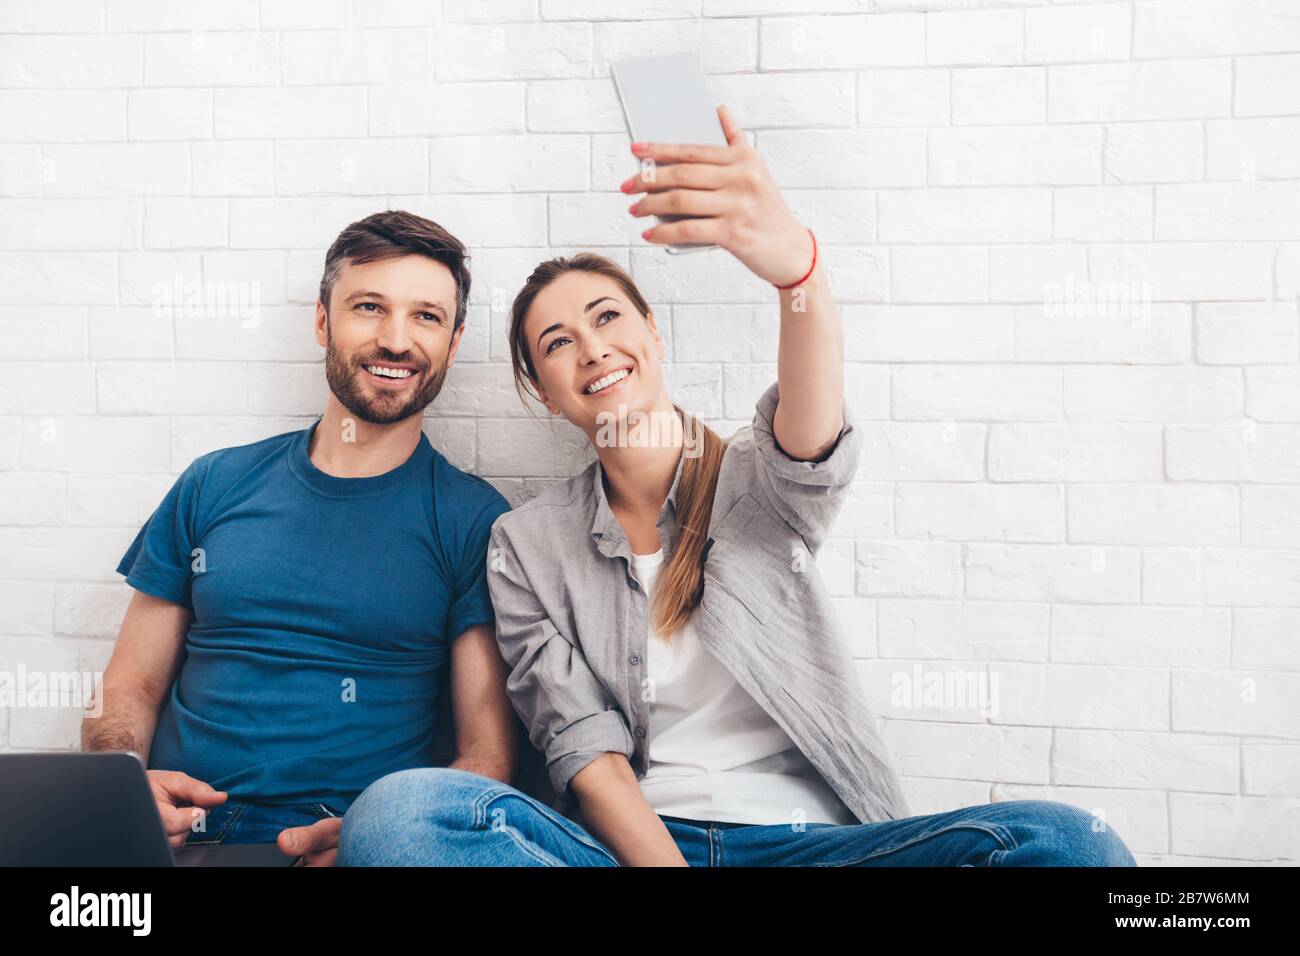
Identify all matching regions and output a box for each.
[0,0,1297,865]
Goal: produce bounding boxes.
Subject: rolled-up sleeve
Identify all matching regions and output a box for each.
[749,379,862,554]
[486,522,634,798]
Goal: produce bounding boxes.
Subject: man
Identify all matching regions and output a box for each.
[83,210,517,866]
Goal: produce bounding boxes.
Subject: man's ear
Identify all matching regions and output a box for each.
[314,301,329,349]
[445,322,466,367]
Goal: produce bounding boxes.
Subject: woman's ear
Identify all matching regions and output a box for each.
[647,309,666,360]
[534,380,559,416]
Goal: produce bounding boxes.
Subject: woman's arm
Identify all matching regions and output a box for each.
[571,754,688,866]
[773,256,844,462]
[487,524,687,866]
[625,103,844,461]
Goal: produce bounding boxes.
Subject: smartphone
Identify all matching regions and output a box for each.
[611,52,728,255]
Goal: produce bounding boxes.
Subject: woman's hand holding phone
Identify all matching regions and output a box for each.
[622,101,842,462]
[621,104,815,288]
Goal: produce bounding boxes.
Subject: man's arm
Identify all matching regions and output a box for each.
[82,589,189,759]
[84,589,228,848]
[445,622,518,785]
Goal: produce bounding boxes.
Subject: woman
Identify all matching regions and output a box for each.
[339,106,1138,867]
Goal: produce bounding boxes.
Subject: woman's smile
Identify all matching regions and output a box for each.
[581,366,635,398]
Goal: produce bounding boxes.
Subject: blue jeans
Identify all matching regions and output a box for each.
[183,799,342,846]
[338,768,1138,867]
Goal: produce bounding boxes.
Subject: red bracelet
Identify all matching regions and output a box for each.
[773,226,817,290]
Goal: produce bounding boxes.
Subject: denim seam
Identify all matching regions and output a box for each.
[984,846,1011,867]
[186,802,246,846]
[472,784,617,865]
[470,786,559,866]
[500,826,569,867]
[806,821,1019,867]
[471,783,503,830]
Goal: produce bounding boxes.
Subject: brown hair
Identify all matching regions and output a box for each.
[507,253,727,639]
[319,209,471,334]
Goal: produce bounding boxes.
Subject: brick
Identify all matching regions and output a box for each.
[1025,2,1130,63]
[1065,367,1241,421]
[880,188,1051,243]
[435,23,591,80]
[761,14,922,69]
[1167,424,1300,482]
[1068,483,1238,546]
[989,423,1163,481]
[926,9,1022,66]
[964,544,1140,603]
[1135,0,1300,58]
[894,365,1061,421]
[1235,53,1300,116]
[1196,302,1298,365]
[896,482,1063,542]
[859,69,949,127]
[1014,303,1190,364]
[856,541,963,598]
[1207,118,1300,180]
[951,67,1043,125]
[1104,121,1203,183]
[929,126,1102,186]
[762,129,925,187]
[1050,60,1231,122]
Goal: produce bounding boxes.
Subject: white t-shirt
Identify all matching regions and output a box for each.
[628,547,856,826]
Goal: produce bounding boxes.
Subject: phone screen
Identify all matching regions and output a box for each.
[611,53,728,254]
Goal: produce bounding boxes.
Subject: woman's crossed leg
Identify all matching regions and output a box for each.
[339,767,1136,867]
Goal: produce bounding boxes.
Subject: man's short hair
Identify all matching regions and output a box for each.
[319,210,471,334]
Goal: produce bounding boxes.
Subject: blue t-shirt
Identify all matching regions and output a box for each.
[115,418,511,812]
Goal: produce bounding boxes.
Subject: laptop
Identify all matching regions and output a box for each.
[0,752,298,867]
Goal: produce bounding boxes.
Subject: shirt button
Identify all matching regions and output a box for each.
[629,654,641,665]
[634,727,646,739]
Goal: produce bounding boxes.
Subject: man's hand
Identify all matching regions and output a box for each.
[278,817,342,867]
[147,769,227,849]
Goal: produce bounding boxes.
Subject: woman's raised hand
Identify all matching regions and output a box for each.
[621,104,814,289]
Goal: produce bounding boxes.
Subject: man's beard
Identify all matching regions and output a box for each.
[324,325,450,426]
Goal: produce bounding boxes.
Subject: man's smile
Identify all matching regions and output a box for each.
[362,362,422,390]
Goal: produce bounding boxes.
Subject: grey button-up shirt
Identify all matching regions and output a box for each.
[486,380,911,826]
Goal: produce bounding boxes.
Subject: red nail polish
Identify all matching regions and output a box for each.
[630,142,647,152]
[628,202,638,214]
